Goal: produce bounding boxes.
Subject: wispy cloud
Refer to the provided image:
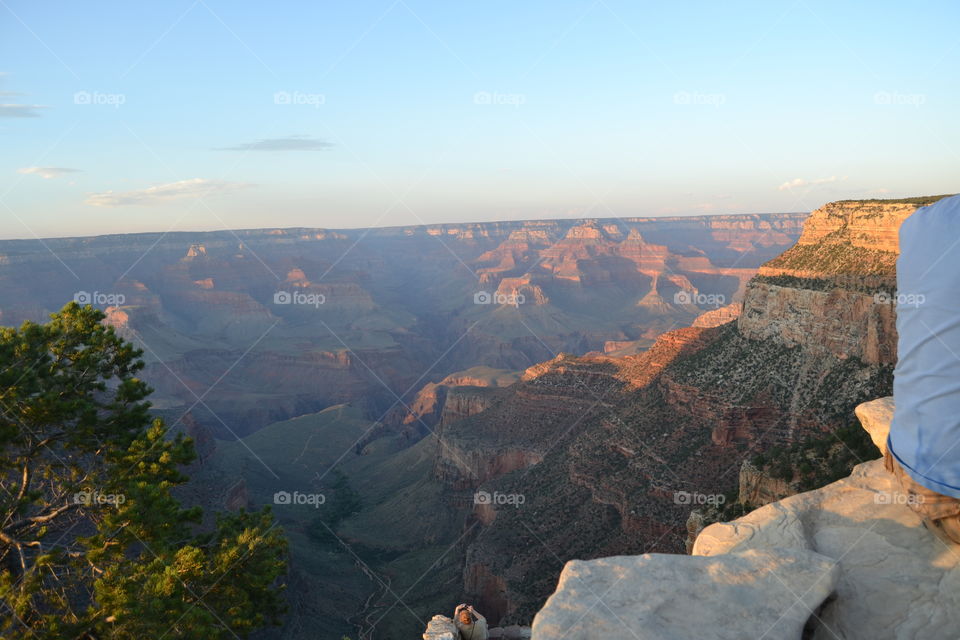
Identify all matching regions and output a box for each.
[85,178,250,207]
[17,167,81,179]
[777,175,847,191]
[0,104,48,118]
[0,73,44,116]
[214,134,333,151]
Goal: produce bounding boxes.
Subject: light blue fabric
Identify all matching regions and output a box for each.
[888,194,960,498]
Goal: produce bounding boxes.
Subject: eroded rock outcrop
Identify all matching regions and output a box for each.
[737,197,952,367]
[423,615,458,640]
[692,301,742,328]
[736,460,794,508]
[760,199,919,278]
[738,281,898,364]
[373,367,521,447]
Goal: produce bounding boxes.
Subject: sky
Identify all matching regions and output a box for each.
[1,0,957,239]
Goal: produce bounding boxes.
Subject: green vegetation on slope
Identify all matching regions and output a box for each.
[762,239,898,276]
[752,274,894,294]
[753,420,881,492]
[307,471,363,548]
[834,194,954,206]
[191,405,467,640]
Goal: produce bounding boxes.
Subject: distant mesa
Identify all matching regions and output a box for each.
[184,243,207,259]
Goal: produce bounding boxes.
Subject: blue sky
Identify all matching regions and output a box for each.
[1,0,957,238]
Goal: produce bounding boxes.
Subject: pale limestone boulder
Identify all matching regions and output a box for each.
[531,548,838,640]
[694,399,960,639]
[854,396,893,455]
[423,614,458,640]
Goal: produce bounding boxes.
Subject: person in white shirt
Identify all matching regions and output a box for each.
[453,603,489,640]
[886,193,960,544]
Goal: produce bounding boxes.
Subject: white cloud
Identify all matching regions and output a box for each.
[85,178,250,207]
[777,175,847,191]
[214,134,333,151]
[18,167,81,179]
[0,104,48,118]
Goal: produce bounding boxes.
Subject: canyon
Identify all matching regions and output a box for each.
[0,212,802,640]
[2,196,951,640]
[423,195,953,638]
[437,196,946,626]
[0,214,802,444]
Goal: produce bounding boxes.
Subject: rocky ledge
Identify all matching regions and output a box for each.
[530,396,960,639]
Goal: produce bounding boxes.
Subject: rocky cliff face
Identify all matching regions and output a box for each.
[371,367,520,447]
[738,280,898,364]
[437,197,949,625]
[736,460,794,507]
[759,199,922,278]
[733,198,950,367]
[691,301,742,328]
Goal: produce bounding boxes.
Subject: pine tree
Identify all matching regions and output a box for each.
[0,303,287,639]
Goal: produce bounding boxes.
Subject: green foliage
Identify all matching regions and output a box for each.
[762,240,898,276]
[833,194,954,206]
[0,303,287,639]
[306,471,362,549]
[752,274,894,295]
[756,421,881,492]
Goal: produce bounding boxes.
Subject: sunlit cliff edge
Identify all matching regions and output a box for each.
[422,194,957,639]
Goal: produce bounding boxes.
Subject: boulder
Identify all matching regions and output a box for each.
[854,395,893,455]
[423,615,458,640]
[694,397,960,639]
[531,548,838,639]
